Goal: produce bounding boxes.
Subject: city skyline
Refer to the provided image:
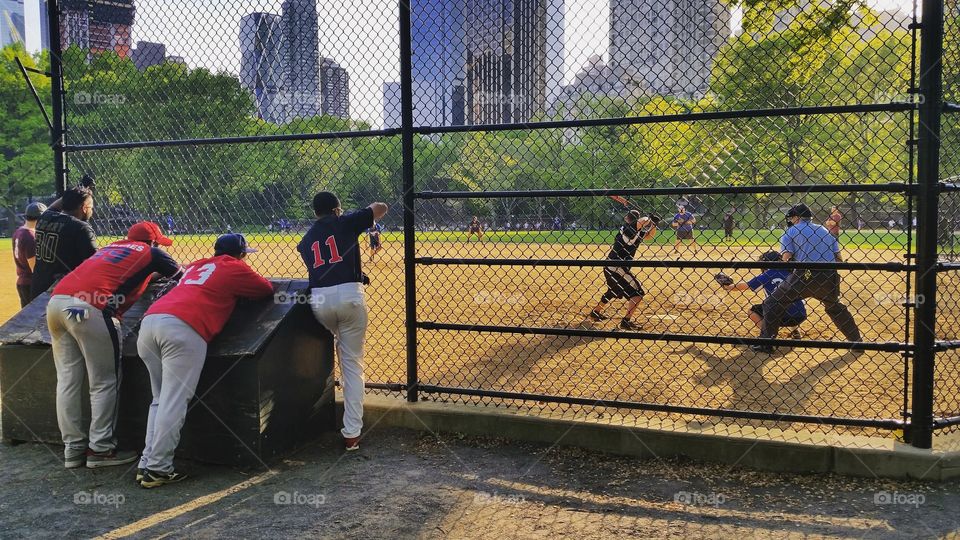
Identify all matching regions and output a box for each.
[12,0,914,128]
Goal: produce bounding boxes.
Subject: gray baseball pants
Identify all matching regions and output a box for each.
[136,313,207,473]
[47,295,123,456]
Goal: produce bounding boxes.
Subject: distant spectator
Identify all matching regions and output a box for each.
[722,211,735,243]
[857,217,865,231]
[12,202,46,307]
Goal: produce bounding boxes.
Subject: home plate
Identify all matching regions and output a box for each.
[648,314,678,321]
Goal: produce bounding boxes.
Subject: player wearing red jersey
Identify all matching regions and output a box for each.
[135,233,274,488]
[48,221,182,469]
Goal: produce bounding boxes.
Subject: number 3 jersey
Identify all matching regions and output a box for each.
[297,208,374,288]
[145,254,274,342]
[53,240,181,317]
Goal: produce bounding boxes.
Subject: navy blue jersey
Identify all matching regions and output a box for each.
[748,269,806,319]
[298,208,374,287]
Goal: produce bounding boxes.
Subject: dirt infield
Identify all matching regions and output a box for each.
[1,235,935,438]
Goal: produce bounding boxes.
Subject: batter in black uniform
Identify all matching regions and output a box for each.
[589,210,652,331]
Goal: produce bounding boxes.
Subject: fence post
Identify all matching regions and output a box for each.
[47,0,67,195]
[399,0,418,402]
[910,0,945,449]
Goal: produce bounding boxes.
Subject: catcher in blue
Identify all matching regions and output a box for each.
[716,250,807,339]
[589,210,658,330]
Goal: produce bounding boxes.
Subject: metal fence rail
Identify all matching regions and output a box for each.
[36,0,960,449]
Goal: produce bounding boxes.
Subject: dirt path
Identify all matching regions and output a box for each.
[0,424,957,539]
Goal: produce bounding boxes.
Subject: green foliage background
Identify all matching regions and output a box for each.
[2,5,956,232]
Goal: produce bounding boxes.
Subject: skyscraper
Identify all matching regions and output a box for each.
[610,0,730,97]
[383,81,401,129]
[131,40,165,70]
[410,0,467,126]
[609,0,729,98]
[240,12,286,123]
[463,0,563,125]
[60,0,135,58]
[38,0,48,49]
[280,0,320,119]
[0,0,25,47]
[320,57,350,119]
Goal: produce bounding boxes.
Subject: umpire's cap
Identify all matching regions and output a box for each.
[759,250,782,262]
[786,203,813,219]
[214,233,257,257]
[24,202,47,220]
[312,191,341,215]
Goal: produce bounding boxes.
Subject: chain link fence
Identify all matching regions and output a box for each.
[47,0,960,446]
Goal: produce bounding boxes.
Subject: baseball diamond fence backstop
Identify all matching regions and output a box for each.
[34,0,960,449]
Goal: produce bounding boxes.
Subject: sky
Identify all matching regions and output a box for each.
[20,0,914,128]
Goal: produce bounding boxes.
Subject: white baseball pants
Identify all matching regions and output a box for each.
[47,295,123,456]
[310,282,368,439]
[136,313,207,473]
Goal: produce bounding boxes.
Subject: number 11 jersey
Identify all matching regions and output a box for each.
[297,208,374,288]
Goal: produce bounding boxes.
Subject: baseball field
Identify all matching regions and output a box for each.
[3,230,951,441]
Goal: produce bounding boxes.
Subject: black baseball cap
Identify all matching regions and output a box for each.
[759,250,781,262]
[312,191,341,215]
[626,210,641,223]
[786,203,813,219]
[214,233,257,256]
[25,202,47,219]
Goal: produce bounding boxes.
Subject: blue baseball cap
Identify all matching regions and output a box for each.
[214,233,257,256]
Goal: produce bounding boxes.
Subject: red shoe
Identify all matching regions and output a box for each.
[344,436,360,452]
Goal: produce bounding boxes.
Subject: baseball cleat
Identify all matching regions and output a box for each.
[589,310,609,321]
[619,319,642,331]
[86,449,138,469]
[139,469,188,489]
[135,468,147,482]
[64,449,86,469]
[750,344,775,354]
[790,329,802,340]
[344,436,361,452]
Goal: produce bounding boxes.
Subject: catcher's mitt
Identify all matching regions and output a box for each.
[714,272,734,287]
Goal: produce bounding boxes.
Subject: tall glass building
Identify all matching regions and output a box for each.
[410,0,468,127]
[0,0,25,47]
[463,0,563,125]
[409,0,562,127]
[240,12,286,123]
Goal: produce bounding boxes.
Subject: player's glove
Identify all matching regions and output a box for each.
[714,272,734,287]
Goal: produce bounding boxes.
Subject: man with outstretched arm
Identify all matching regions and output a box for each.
[297,192,388,452]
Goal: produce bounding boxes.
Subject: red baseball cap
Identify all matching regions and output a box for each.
[127,221,173,246]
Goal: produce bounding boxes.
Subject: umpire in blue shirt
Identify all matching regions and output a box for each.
[755,203,862,352]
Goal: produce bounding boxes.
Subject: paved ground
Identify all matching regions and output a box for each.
[1,425,959,539]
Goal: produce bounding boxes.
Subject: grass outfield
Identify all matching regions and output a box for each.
[27,227,914,251]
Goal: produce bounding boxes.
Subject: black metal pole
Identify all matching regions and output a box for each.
[47,0,67,195]
[910,0,944,449]
[399,0,418,403]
